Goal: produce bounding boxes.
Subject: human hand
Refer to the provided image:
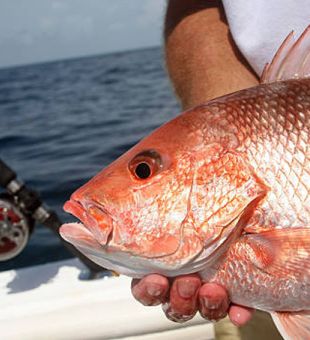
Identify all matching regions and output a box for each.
[131,274,254,325]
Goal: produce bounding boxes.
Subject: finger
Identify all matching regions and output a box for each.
[229,304,254,326]
[163,274,201,323]
[198,283,229,321]
[131,274,169,306]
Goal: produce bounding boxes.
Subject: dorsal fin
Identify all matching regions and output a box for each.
[261,25,310,83]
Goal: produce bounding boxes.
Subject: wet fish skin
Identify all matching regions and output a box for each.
[62,78,310,312]
[60,27,310,339]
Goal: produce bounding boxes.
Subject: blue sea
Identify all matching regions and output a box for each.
[0,47,179,271]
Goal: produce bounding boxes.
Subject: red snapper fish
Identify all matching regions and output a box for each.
[60,27,310,339]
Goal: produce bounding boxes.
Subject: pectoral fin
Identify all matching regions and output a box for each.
[271,311,310,340]
[244,229,310,339]
[244,227,310,280]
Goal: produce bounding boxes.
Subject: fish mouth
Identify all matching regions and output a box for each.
[63,198,113,245]
[60,199,205,277]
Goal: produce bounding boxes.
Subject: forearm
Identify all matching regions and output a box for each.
[164,0,259,110]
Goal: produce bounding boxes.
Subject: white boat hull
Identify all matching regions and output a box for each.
[0,259,213,339]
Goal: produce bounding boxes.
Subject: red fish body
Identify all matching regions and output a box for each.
[61,28,310,339]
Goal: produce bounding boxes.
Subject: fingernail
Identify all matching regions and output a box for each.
[231,312,242,326]
[176,280,199,298]
[146,283,163,297]
[202,297,221,309]
[229,306,254,326]
[162,303,194,323]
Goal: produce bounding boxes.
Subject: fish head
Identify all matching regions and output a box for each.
[60,111,206,276]
[60,108,267,277]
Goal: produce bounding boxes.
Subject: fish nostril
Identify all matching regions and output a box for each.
[64,199,87,223]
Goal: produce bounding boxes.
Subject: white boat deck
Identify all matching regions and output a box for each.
[0,259,214,340]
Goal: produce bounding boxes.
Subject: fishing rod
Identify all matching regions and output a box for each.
[0,158,104,278]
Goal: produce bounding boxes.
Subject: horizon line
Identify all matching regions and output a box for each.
[0,44,161,71]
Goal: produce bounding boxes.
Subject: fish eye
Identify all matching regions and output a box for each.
[129,150,162,180]
[135,162,151,179]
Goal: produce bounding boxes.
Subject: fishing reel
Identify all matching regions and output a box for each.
[0,193,34,261]
[0,159,41,261]
[0,159,64,262]
[0,158,104,276]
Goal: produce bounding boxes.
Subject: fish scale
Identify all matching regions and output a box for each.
[209,79,310,228]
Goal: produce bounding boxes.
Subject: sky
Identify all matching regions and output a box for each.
[0,0,166,68]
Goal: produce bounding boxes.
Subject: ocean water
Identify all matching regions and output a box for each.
[0,47,180,271]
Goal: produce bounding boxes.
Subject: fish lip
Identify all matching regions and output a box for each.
[64,198,108,221]
[63,199,87,223]
[63,198,113,245]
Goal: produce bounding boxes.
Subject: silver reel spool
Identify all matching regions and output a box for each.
[0,197,30,261]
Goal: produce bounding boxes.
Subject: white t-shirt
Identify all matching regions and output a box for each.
[222,0,309,76]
